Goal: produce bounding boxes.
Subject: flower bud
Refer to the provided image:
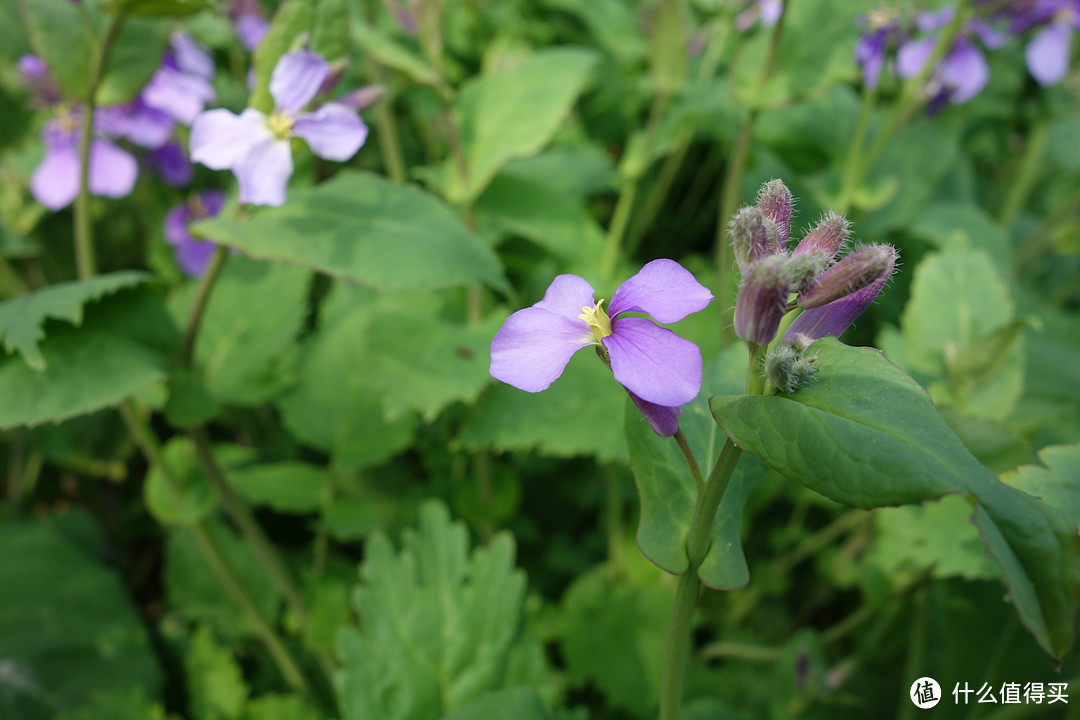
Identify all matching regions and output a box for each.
[765,345,817,393]
[796,245,896,310]
[734,255,790,345]
[337,84,388,112]
[730,206,774,274]
[627,389,683,437]
[756,179,792,253]
[793,212,849,261]
[786,252,829,294]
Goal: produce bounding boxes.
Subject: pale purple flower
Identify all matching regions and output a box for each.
[165,191,227,277]
[489,259,713,437]
[1021,1,1079,84]
[190,50,369,207]
[30,107,138,210]
[141,33,217,126]
[898,34,990,106]
[149,141,193,186]
[854,7,909,89]
[230,0,270,51]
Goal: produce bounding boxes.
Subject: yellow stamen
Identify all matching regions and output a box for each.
[578,299,613,343]
[267,111,294,139]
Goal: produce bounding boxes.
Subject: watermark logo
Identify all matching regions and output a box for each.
[911,677,942,709]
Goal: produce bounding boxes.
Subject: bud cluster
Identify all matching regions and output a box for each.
[764,345,817,394]
[731,180,897,349]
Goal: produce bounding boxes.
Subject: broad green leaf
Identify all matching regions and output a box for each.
[365,305,500,421]
[61,687,170,720]
[194,171,507,292]
[338,501,540,720]
[560,567,672,718]
[102,0,214,16]
[352,19,442,89]
[144,437,218,527]
[165,518,281,639]
[451,48,598,204]
[170,257,309,405]
[1001,444,1080,530]
[185,625,248,720]
[541,0,644,67]
[96,16,170,105]
[0,271,148,370]
[474,173,605,267]
[0,512,161,720]
[227,462,330,514]
[310,0,349,62]
[0,330,166,429]
[458,351,628,464]
[709,337,1080,659]
[439,688,551,720]
[276,284,418,469]
[244,694,322,720]
[907,203,1012,281]
[628,345,764,588]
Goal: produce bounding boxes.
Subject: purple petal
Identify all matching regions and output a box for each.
[897,36,935,78]
[270,51,330,116]
[940,39,988,103]
[604,317,702,407]
[164,204,191,245]
[190,108,270,170]
[234,138,293,206]
[855,31,887,89]
[170,32,215,79]
[174,238,218,278]
[1027,22,1072,86]
[143,67,217,125]
[783,271,890,349]
[626,389,683,437]
[759,0,783,26]
[608,259,713,323]
[120,101,174,149]
[489,307,593,392]
[30,144,80,210]
[916,6,953,31]
[235,14,269,51]
[293,103,368,161]
[533,274,597,323]
[150,141,193,186]
[87,140,138,199]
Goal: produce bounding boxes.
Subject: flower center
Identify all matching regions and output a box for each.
[188,194,209,220]
[578,299,613,343]
[267,111,294,139]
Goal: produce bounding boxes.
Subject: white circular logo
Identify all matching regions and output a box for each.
[910,677,941,709]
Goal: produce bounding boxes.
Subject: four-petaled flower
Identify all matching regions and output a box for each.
[490,259,713,436]
[190,50,368,207]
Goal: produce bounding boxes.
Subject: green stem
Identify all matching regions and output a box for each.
[182,245,228,366]
[605,465,625,573]
[117,401,309,693]
[673,428,704,494]
[897,588,929,720]
[659,439,743,720]
[601,180,639,282]
[850,0,971,200]
[74,16,125,279]
[835,82,878,214]
[997,117,1047,229]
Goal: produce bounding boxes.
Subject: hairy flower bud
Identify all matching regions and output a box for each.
[731,206,774,273]
[756,179,792,253]
[796,245,896,310]
[793,212,849,261]
[786,252,829,294]
[735,255,790,345]
[765,345,817,393]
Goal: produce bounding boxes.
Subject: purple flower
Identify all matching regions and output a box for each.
[898,34,989,106]
[1022,1,1079,85]
[18,54,60,106]
[149,141,193,186]
[783,246,898,350]
[489,259,713,437]
[30,107,138,210]
[165,191,227,277]
[190,50,369,207]
[141,33,217,127]
[229,0,270,51]
[735,0,784,31]
[854,7,909,89]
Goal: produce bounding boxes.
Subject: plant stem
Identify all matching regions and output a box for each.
[673,428,704,494]
[117,401,309,693]
[997,116,1047,229]
[715,3,788,343]
[835,82,878,214]
[74,16,125,279]
[182,245,228,366]
[658,438,743,720]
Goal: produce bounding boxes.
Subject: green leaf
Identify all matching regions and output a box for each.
[458,351,628,464]
[144,437,234,527]
[194,171,507,292]
[0,271,148,370]
[1001,444,1080,531]
[227,462,330,514]
[451,48,597,204]
[310,0,349,62]
[165,518,281,639]
[0,512,161,719]
[352,19,442,89]
[96,16,170,105]
[907,203,1012,281]
[170,257,309,405]
[102,0,214,16]
[440,688,552,720]
[244,694,322,720]
[185,626,249,720]
[628,346,764,587]
[541,0,644,68]
[560,567,671,718]
[0,330,167,429]
[61,687,170,720]
[709,337,1080,659]
[20,0,95,99]
[338,501,537,720]
[277,284,418,469]
[165,370,219,429]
